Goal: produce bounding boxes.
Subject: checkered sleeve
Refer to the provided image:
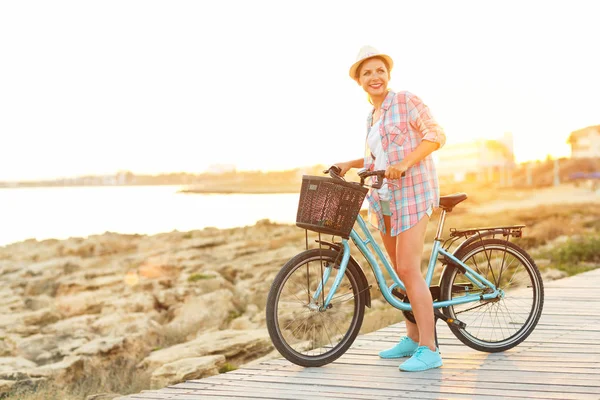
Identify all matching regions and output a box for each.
[408,93,446,148]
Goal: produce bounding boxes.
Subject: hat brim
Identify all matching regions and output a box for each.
[349,54,394,82]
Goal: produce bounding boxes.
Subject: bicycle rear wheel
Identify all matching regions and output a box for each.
[265,249,365,367]
[440,239,544,352]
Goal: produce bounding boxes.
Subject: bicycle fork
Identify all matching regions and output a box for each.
[311,242,352,310]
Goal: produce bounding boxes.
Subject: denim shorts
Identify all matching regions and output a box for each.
[381,200,392,216]
[380,201,433,218]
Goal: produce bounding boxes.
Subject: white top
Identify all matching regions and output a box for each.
[366,120,390,201]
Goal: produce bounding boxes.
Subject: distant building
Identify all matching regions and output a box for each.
[437,132,515,183]
[567,125,600,159]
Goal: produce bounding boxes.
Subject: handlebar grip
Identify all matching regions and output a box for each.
[358,170,385,179]
[358,169,405,189]
[323,165,343,180]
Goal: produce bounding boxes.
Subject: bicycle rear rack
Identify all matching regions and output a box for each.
[449,225,525,239]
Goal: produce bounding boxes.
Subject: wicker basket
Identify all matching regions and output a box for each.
[296,175,368,238]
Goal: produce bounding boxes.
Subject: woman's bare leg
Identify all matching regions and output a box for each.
[379,216,419,343]
[394,215,435,350]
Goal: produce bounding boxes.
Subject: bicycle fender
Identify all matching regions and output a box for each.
[453,229,512,255]
[315,240,372,308]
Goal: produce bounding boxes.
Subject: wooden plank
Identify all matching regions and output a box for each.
[121,268,600,400]
[218,369,600,395]
[178,381,394,400]
[343,347,600,362]
[228,365,600,388]
[176,377,595,400]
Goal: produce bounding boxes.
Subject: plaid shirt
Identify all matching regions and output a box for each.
[363,90,446,236]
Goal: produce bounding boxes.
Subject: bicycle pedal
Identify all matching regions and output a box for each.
[445,317,467,329]
[434,310,466,329]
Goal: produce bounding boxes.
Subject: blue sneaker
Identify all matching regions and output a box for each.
[378,336,419,359]
[399,346,443,372]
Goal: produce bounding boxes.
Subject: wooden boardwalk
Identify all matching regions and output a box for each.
[120,268,600,400]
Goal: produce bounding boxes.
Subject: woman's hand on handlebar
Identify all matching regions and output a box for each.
[333,161,353,177]
[385,162,409,180]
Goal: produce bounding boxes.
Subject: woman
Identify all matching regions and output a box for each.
[334,45,446,372]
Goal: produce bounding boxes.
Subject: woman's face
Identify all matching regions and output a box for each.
[357,57,390,99]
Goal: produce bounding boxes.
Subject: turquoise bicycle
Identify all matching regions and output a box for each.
[266,166,544,367]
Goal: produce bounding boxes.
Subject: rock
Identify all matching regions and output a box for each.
[155,287,188,309]
[5,324,40,337]
[0,339,14,357]
[0,357,37,373]
[74,337,125,356]
[41,314,97,337]
[138,329,273,373]
[138,257,182,279]
[0,314,21,330]
[21,257,81,278]
[24,277,59,297]
[28,355,85,384]
[91,312,160,337]
[244,304,259,319]
[0,292,23,310]
[15,334,89,365]
[165,289,235,340]
[56,274,124,296]
[21,307,61,327]
[15,334,58,363]
[150,355,226,389]
[102,292,156,314]
[23,295,54,311]
[55,290,112,317]
[58,234,138,258]
[183,272,232,294]
[230,316,258,330]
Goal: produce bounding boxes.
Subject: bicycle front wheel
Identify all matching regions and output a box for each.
[265,249,365,367]
[440,239,544,352]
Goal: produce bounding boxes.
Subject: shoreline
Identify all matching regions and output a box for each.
[3,183,598,248]
[178,188,299,195]
[0,220,298,249]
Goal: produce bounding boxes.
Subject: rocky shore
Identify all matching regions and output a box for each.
[0,219,407,399]
[0,221,281,395]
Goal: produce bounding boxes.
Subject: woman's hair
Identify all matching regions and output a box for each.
[356,56,392,105]
[355,56,391,82]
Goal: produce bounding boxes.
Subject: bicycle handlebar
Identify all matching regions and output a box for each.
[357,170,386,189]
[323,166,404,190]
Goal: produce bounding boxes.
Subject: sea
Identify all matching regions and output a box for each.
[0,185,304,247]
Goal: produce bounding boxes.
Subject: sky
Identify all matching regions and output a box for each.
[1,0,599,181]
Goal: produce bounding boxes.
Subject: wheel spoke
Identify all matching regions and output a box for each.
[444,241,543,351]
[268,251,363,364]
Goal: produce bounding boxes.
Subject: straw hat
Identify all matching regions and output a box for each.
[349,45,394,82]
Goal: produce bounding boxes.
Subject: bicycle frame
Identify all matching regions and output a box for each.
[315,212,502,312]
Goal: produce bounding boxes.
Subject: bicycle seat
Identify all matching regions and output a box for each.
[440,193,468,212]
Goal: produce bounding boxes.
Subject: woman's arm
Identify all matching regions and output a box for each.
[334,158,364,177]
[386,141,439,179]
[408,93,446,148]
[386,93,445,180]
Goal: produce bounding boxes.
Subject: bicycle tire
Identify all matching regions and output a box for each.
[440,239,544,352]
[265,249,365,367]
